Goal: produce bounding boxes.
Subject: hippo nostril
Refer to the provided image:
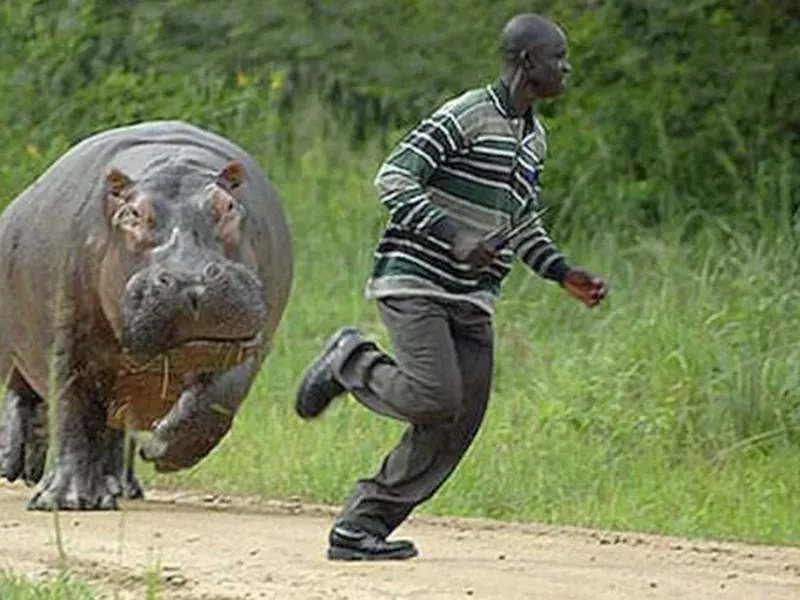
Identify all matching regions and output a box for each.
[202,261,224,282]
[153,270,175,289]
[184,285,205,318]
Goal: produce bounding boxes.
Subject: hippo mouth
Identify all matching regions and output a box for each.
[119,332,264,378]
[108,331,265,430]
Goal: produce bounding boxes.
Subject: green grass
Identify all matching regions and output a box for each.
[0,568,164,600]
[119,107,800,548]
[0,570,97,599]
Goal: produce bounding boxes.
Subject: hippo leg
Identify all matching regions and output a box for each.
[138,358,257,473]
[27,384,124,511]
[100,429,144,500]
[0,369,48,486]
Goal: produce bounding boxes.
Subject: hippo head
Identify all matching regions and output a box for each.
[98,160,267,361]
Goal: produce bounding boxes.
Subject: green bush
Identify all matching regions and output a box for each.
[1,0,797,230]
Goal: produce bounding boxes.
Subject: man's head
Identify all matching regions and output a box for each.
[500,13,572,105]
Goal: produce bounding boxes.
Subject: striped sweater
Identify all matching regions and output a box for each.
[364,78,571,314]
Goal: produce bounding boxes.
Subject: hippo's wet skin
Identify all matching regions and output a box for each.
[0,121,293,510]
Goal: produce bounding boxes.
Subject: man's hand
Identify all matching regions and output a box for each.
[431,217,499,271]
[560,267,608,308]
[451,233,498,271]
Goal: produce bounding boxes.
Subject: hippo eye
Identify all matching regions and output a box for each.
[112,203,155,233]
[207,184,243,230]
[212,197,239,222]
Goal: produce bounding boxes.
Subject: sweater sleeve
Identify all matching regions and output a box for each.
[508,203,571,282]
[507,127,572,282]
[373,106,467,242]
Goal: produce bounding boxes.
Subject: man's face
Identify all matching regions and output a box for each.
[520,29,572,99]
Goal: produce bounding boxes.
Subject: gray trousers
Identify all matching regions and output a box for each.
[331,294,494,537]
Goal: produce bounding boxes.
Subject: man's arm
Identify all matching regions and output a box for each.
[508,202,609,307]
[374,108,467,243]
[508,203,572,283]
[503,123,608,306]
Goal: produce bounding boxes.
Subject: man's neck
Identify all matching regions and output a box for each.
[501,69,535,116]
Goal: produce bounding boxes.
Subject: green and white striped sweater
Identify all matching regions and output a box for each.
[364,78,571,315]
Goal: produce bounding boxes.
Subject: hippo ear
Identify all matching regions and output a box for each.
[105,168,134,221]
[106,168,133,197]
[215,160,245,192]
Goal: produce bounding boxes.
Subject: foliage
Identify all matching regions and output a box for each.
[0,0,797,231]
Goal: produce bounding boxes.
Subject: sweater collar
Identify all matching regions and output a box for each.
[489,77,523,119]
[488,78,535,134]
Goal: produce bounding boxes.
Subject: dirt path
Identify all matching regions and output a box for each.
[0,482,798,600]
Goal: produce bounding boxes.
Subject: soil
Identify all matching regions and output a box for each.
[0,482,798,599]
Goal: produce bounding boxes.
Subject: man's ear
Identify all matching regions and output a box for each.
[520,49,537,71]
[215,160,245,192]
[105,168,134,220]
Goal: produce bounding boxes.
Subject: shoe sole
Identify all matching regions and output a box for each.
[327,546,419,561]
[295,326,360,419]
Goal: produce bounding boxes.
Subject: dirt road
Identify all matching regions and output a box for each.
[0,482,797,599]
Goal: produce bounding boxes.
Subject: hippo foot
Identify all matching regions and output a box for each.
[138,431,194,474]
[137,361,253,474]
[27,459,120,511]
[138,414,229,474]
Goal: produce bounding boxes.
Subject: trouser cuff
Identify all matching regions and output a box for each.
[334,514,391,539]
[330,337,381,389]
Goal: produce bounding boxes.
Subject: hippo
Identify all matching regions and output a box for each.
[0,120,293,510]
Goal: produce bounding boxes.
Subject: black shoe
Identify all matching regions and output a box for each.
[295,327,363,419]
[327,525,418,561]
